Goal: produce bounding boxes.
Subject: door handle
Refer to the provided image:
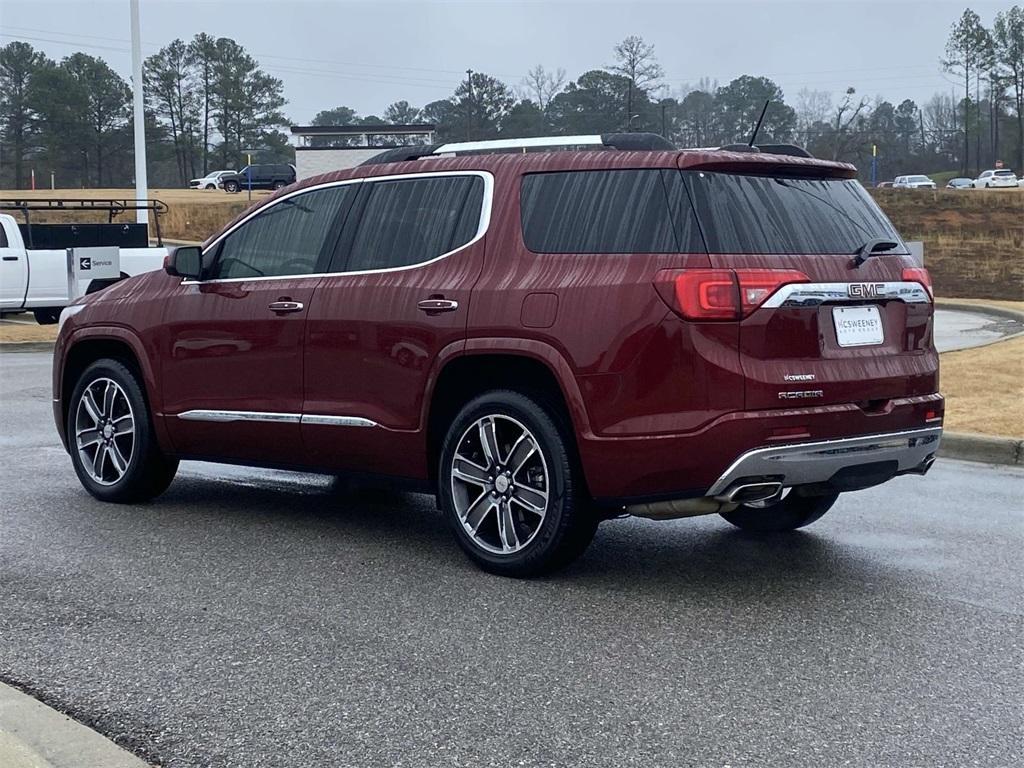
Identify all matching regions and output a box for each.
[417,298,459,313]
[1,256,18,261]
[268,301,304,313]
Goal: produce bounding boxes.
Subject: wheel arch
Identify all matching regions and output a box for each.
[58,327,167,452]
[423,340,592,490]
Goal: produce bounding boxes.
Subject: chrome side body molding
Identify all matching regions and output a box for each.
[176,410,377,427]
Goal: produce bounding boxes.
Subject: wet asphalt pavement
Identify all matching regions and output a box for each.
[1,349,1022,768]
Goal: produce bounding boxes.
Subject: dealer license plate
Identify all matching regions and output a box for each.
[833,306,884,347]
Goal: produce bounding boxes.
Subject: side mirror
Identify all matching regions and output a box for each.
[164,246,203,279]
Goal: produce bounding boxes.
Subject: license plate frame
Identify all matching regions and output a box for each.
[833,305,884,347]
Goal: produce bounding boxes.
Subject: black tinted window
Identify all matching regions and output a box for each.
[520,169,699,253]
[684,172,906,255]
[0,226,7,248]
[345,175,483,271]
[212,184,354,279]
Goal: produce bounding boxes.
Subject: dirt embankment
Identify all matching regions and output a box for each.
[871,189,1024,301]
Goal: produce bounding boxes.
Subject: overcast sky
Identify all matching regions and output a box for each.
[1,0,1012,124]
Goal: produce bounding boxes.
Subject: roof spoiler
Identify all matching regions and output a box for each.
[717,143,814,158]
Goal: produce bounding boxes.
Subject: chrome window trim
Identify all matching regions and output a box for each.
[175,409,378,428]
[761,281,930,308]
[184,170,493,285]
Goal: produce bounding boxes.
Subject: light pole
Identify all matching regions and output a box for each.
[129,0,148,224]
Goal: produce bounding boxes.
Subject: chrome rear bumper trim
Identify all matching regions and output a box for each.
[707,426,943,497]
[762,281,930,308]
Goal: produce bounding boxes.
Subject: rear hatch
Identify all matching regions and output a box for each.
[678,164,936,410]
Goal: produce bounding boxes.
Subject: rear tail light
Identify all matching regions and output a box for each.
[902,267,933,298]
[655,269,809,321]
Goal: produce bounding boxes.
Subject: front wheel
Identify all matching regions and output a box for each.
[438,390,597,577]
[68,359,178,503]
[224,180,239,193]
[272,181,287,190]
[720,488,839,532]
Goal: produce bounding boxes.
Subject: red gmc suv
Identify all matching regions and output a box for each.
[53,134,942,577]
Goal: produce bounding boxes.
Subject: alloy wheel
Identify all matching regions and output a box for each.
[450,414,549,554]
[75,377,136,486]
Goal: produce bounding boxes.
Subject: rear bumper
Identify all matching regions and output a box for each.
[706,426,941,498]
[578,394,944,502]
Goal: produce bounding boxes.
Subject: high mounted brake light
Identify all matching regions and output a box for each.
[901,267,933,298]
[655,269,810,321]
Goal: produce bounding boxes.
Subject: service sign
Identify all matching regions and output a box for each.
[71,246,120,281]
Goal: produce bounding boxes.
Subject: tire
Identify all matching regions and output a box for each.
[224,180,239,193]
[720,488,839,533]
[33,308,60,325]
[67,359,178,503]
[272,181,286,190]
[205,183,215,190]
[438,390,597,577]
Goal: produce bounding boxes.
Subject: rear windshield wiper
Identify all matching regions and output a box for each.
[852,238,899,267]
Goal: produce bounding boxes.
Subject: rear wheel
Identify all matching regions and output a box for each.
[438,390,597,577]
[720,488,839,532]
[68,359,178,503]
[272,180,287,190]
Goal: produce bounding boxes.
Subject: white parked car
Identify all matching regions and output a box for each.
[893,175,937,189]
[188,170,235,190]
[973,169,1018,189]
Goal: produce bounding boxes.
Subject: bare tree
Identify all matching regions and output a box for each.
[608,35,663,130]
[794,88,832,145]
[831,87,869,160]
[521,65,566,112]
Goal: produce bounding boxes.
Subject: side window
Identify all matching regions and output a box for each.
[211,184,355,279]
[0,225,7,248]
[344,175,484,272]
[520,169,696,253]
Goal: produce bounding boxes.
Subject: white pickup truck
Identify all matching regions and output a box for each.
[0,209,169,323]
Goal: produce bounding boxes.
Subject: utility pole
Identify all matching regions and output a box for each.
[465,69,474,141]
[129,0,148,225]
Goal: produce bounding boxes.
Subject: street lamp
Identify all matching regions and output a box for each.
[627,114,641,132]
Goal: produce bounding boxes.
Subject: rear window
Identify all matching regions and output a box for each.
[520,169,701,253]
[994,169,1014,176]
[684,172,907,255]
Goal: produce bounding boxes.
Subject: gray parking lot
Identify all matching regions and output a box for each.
[1,349,1022,768]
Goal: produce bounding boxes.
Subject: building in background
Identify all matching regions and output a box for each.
[290,124,436,179]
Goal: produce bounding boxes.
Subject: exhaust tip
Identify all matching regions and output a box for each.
[718,481,784,504]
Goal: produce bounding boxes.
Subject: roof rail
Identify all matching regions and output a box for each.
[360,132,675,165]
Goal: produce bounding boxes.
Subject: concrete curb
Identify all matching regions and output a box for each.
[0,682,150,768]
[0,341,55,353]
[935,299,1024,323]
[939,431,1023,467]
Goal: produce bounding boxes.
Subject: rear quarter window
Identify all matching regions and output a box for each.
[684,172,906,255]
[520,169,702,253]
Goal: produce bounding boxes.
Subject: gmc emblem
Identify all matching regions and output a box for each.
[848,283,885,299]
